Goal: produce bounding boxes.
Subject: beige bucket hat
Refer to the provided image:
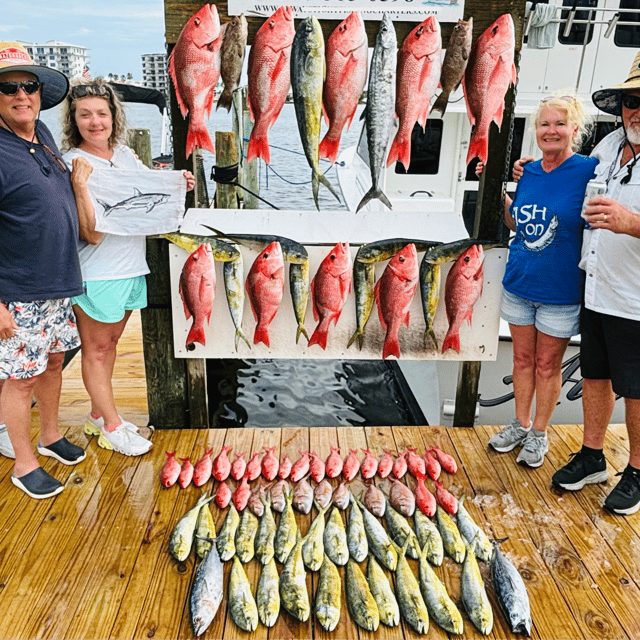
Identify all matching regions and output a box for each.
[0,41,69,110]
[592,50,640,116]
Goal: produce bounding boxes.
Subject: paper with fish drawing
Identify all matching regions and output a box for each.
[168,208,506,361]
[88,168,186,236]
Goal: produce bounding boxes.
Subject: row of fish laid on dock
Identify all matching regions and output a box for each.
[166,444,532,636]
[170,230,501,357]
[169,5,517,210]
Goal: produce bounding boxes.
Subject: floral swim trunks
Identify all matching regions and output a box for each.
[0,298,81,380]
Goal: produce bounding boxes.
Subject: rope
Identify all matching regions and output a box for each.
[210,163,280,210]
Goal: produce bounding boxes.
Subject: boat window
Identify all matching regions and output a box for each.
[615,0,640,47]
[394,120,443,174]
[465,118,526,182]
[558,0,597,46]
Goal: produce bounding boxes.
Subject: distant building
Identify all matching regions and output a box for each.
[19,40,89,79]
[141,53,169,100]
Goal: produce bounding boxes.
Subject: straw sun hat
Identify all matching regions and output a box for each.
[593,50,640,116]
[0,41,69,110]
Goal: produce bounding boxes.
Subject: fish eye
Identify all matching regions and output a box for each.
[330,254,336,260]
[340,24,346,32]
[416,27,424,37]
[263,252,269,258]
[399,256,405,262]
[492,26,499,35]
[194,17,200,26]
[464,256,470,262]
[269,20,275,28]
[193,254,199,261]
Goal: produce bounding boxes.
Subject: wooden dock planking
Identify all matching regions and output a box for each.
[2,312,640,639]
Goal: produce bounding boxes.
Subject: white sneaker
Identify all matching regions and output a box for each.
[0,424,16,459]
[84,413,140,436]
[97,424,153,456]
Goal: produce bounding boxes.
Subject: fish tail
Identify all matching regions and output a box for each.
[235,329,252,351]
[246,127,270,164]
[466,131,488,166]
[186,123,215,158]
[186,323,206,349]
[308,321,329,350]
[386,133,410,172]
[296,324,309,345]
[431,91,449,117]
[216,88,233,112]
[441,328,460,354]
[346,329,364,351]
[382,334,401,360]
[356,187,393,213]
[314,170,341,208]
[318,131,341,165]
[253,323,271,347]
[424,328,438,351]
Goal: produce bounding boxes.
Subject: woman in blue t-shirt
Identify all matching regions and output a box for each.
[485,93,597,468]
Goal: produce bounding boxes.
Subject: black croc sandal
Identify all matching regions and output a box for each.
[37,437,86,465]
[11,467,64,499]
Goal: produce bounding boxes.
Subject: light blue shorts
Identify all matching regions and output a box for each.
[500,289,580,339]
[72,276,147,324]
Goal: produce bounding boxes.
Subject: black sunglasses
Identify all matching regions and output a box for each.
[622,94,640,111]
[0,80,42,96]
[70,83,113,99]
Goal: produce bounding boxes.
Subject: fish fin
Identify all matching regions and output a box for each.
[186,322,206,348]
[318,131,340,165]
[386,133,410,172]
[310,276,319,321]
[356,187,392,213]
[466,131,488,165]
[441,329,460,354]
[178,280,192,320]
[315,170,341,205]
[382,334,400,360]
[217,87,233,112]
[461,74,475,127]
[253,323,270,347]
[345,103,359,131]
[246,127,270,164]
[308,322,328,350]
[404,310,411,328]
[321,101,329,127]
[245,280,259,322]
[346,329,363,351]
[204,86,216,120]
[296,324,309,344]
[96,199,110,214]
[235,329,252,351]
[186,121,215,158]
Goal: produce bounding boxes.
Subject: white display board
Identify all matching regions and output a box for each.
[169,208,506,361]
[228,0,465,23]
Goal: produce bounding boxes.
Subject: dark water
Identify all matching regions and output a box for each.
[207,359,426,429]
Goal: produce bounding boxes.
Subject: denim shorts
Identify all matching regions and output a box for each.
[0,298,81,380]
[72,276,147,324]
[500,289,581,338]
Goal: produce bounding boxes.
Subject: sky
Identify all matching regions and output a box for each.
[2,0,166,80]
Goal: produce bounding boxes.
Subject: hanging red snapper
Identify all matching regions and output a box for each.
[319,11,368,164]
[179,243,215,349]
[442,244,484,354]
[463,13,517,165]
[169,4,222,157]
[246,240,285,347]
[374,243,419,360]
[247,6,295,164]
[387,17,442,172]
[308,242,352,350]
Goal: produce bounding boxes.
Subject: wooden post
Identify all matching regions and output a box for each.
[214,131,239,208]
[453,9,525,427]
[127,129,152,166]
[232,87,259,209]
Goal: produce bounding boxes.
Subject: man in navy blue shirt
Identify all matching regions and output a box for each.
[0,41,86,498]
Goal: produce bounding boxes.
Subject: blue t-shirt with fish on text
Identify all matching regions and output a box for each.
[502,153,598,305]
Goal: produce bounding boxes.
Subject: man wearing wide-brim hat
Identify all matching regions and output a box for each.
[0,41,86,499]
[551,51,640,515]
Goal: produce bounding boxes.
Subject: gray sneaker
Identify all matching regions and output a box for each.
[488,419,529,453]
[0,424,15,459]
[516,431,549,468]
